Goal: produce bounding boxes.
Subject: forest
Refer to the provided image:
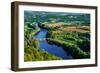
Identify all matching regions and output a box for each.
[24,11,90,61]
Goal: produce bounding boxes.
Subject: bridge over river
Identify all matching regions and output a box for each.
[38,38,47,41]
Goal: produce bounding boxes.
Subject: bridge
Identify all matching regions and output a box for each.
[38,38,47,41]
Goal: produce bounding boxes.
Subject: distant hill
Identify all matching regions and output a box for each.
[24,11,90,25]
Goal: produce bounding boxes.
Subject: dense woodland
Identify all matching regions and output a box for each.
[24,11,90,61]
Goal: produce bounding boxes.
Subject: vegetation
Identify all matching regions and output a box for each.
[45,25,90,58]
[24,22,61,62]
[46,38,90,59]
[24,10,90,61]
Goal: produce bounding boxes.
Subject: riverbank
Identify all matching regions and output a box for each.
[24,24,62,62]
[46,38,90,59]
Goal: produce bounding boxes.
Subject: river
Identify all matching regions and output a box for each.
[34,28,73,59]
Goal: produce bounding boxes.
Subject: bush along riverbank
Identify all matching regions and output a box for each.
[46,38,90,59]
[24,23,61,62]
[38,23,90,59]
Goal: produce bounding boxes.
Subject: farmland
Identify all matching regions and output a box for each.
[24,11,90,61]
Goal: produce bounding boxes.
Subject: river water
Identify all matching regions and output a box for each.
[34,28,73,59]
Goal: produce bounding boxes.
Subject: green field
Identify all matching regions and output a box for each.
[24,11,90,61]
